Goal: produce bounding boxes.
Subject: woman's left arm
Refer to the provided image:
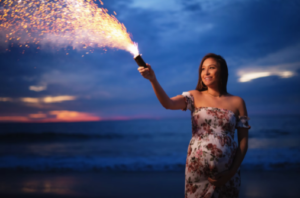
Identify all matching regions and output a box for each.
[228,127,248,175]
[229,97,249,174]
[208,97,249,186]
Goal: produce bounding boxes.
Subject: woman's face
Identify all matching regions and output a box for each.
[201,58,220,87]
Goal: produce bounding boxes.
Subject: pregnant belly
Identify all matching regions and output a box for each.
[187,135,238,178]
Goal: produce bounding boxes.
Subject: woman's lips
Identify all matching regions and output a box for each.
[203,77,212,81]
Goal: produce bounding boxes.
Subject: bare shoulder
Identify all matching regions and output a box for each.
[187,90,203,98]
[188,90,198,94]
[228,94,244,105]
[186,90,199,96]
[228,94,247,116]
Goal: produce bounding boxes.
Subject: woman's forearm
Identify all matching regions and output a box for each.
[149,78,172,109]
[229,140,248,175]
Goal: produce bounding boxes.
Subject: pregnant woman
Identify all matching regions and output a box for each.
[138,53,250,198]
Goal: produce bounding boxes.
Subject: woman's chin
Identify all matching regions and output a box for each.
[203,82,216,87]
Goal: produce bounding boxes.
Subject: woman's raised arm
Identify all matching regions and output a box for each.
[137,64,186,110]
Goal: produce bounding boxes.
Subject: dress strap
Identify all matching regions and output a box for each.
[181,92,195,111]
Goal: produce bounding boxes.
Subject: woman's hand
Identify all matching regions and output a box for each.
[207,169,235,187]
[137,64,156,81]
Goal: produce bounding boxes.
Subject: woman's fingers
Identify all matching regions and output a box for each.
[137,63,154,80]
[137,66,149,71]
[208,177,221,186]
[137,67,149,74]
[137,67,150,78]
[207,177,216,184]
[138,68,149,72]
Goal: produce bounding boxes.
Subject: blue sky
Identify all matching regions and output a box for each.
[1,0,300,122]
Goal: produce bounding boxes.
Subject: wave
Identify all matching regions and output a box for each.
[1,148,299,172]
[0,128,294,142]
[0,155,186,172]
[0,131,188,143]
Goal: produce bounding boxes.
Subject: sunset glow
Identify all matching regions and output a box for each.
[47,110,101,122]
[0,116,31,122]
[0,110,101,122]
[29,112,47,119]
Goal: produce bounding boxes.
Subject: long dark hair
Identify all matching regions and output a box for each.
[195,53,228,94]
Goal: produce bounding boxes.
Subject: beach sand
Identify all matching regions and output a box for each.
[0,170,299,198]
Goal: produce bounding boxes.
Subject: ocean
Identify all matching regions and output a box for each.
[1,115,300,172]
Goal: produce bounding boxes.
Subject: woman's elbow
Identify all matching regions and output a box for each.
[163,104,171,110]
[162,101,173,110]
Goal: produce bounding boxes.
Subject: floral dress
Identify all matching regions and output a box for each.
[182,91,251,198]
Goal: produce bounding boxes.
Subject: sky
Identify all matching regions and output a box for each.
[0,0,300,122]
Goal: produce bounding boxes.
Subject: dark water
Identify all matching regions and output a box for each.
[0,115,300,171]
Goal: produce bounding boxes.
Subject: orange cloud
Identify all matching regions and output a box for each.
[29,113,47,118]
[0,116,31,122]
[46,110,101,122]
[0,110,101,123]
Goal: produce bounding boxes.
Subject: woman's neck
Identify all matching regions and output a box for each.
[206,87,222,98]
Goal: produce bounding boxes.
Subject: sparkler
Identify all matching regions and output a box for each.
[0,0,146,66]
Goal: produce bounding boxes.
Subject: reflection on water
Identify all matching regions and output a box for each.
[1,171,300,198]
[0,174,81,196]
[21,178,76,194]
[0,172,187,198]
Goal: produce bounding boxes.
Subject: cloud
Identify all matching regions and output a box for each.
[0,116,31,122]
[21,96,76,103]
[129,0,181,11]
[249,43,300,66]
[29,112,47,118]
[0,110,101,122]
[0,97,13,102]
[0,95,76,104]
[42,96,76,103]
[129,0,243,12]
[47,110,100,122]
[235,43,300,82]
[21,97,40,103]
[237,62,299,82]
[29,84,47,92]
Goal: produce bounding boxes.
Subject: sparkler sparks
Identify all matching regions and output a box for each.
[0,0,139,56]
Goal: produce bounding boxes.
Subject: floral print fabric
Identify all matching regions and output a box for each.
[182,91,250,198]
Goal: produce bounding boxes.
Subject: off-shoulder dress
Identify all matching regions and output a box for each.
[182,91,251,198]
